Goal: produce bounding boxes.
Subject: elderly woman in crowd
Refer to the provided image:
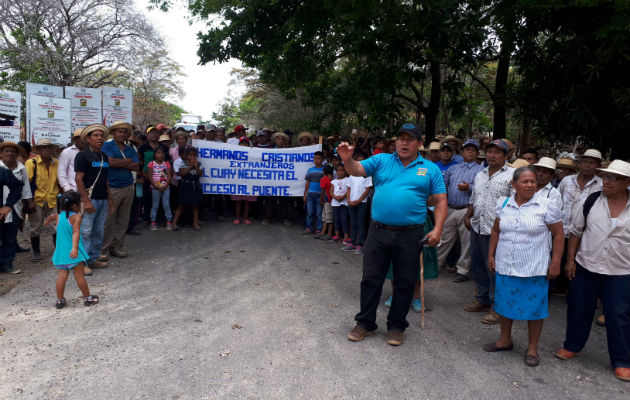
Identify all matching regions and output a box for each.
[484,166,564,367]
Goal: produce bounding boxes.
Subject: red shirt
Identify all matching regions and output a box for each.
[320,175,332,203]
[373,148,383,155]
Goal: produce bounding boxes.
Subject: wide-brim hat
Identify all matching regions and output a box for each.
[440,135,462,146]
[109,120,133,133]
[272,132,290,141]
[557,158,577,170]
[297,131,314,141]
[597,159,630,178]
[81,124,109,142]
[33,138,59,153]
[158,134,171,142]
[582,148,602,161]
[72,128,83,138]
[509,159,530,169]
[533,157,557,171]
[0,141,26,156]
[428,141,441,151]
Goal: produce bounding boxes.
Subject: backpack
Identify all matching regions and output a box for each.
[582,191,602,229]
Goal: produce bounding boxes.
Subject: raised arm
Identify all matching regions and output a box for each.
[336,142,366,177]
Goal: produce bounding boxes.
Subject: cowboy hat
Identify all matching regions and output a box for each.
[597,159,630,178]
[509,159,530,169]
[271,132,290,141]
[533,157,557,171]
[428,142,441,151]
[109,120,133,133]
[440,135,462,146]
[0,141,26,156]
[81,124,109,142]
[297,131,314,141]
[557,158,577,170]
[72,128,83,138]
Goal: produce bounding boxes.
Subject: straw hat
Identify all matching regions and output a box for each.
[109,120,133,133]
[297,131,314,141]
[81,124,109,142]
[158,134,171,142]
[477,150,486,159]
[0,141,25,156]
[509,159,530,169]
[271,131,290,142]
[72,128,83,138]
[581,148,602,160]
[597,159,630,178]
[440,135,462,146]
[557,157,577,170]
[428,142,441,151]
[533,157,557,171]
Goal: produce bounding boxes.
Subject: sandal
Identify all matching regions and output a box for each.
[84,295,99,306]
[524,352,540,367]
[55,298,66,309]
[483,342,514,352]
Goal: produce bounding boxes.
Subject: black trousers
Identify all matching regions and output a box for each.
[355,223,424,332]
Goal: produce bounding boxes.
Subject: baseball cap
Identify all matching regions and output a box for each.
[233,124,247,133]
[462,139,479,149]
[487,139,509,153]
[156,124,169,131]
[396,123,423,139]
[440,143,453,151]
[256,130,267,137]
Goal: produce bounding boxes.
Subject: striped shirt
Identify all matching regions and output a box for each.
[569,189,630,276]
[494,193,562,277]
[470,163,515,235]
[444,161,484,207]
[537,182,562,208]
[558,174,602,235]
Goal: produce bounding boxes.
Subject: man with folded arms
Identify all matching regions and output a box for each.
[338,123,447,346]
[556,160,630,382]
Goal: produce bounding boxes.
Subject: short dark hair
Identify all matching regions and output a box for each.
[154,146,166,155]
[521,148,539,159]
[314,151,324,158]
[323,165,334,175]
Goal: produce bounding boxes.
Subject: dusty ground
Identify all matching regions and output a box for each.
[0,219,628,399]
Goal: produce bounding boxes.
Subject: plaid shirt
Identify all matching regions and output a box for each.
[469,163,514,235]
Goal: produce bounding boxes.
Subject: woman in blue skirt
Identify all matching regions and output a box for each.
[484,166,564,367]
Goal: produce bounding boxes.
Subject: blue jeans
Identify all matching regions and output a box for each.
[564,263,630,368]
[470,230,494,306]
[81,199,108,265]
[305,193,322,231]
[333,205,349,235]
[151,188,172,222]
[349,202,368,246]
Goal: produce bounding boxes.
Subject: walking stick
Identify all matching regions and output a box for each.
[420,237,429,330]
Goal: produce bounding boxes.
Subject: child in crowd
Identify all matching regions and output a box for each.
[232,139,257,224]
[173,147,203,230]
[330,154,341,178]
[343,151,372,254]
[316,165,335,240]
[330,164,349,244]
[372,137,385,155]
[148,147,173,231]
[44,191,98,309]
[303,151,325,234]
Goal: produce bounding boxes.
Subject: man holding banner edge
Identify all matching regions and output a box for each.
[338,123,447,346]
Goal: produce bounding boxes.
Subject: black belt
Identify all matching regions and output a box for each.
[371,220,423,231]
[448,205,468,210]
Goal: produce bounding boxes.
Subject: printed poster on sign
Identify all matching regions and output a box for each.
[65,86,102,132]
[30,95,71,146]
[102,86,132,126]
[193,140,322,197]
[0,89,22,142]
[26,82,63,143]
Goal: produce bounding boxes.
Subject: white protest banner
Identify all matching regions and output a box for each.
[0,89,22,142]
[26,82,63,142]
[30,95,72,145]
[65,86,102,132]
[193,140,322,196]
[102,86,132,126]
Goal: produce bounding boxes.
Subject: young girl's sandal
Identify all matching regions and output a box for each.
[84,295,99,306]
[55,298,66,309]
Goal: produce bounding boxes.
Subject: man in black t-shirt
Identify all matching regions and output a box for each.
[75,124,113,272]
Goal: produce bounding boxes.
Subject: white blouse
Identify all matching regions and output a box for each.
[494,192,562,277]
[0,161,33,223]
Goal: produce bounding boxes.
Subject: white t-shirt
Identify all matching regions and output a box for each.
[346,176,373,203]
[226,137,240,145]
[331,178,348,206]
[173,158,186,181]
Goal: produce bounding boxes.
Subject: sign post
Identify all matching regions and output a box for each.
[30,95,72,146]
[0,89,22,142]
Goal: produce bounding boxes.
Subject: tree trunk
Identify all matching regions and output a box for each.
[424,61,441,143]
[493,45,511,140]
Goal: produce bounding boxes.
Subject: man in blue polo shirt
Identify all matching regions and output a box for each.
[338,123,447,346]
[100,121,139,260]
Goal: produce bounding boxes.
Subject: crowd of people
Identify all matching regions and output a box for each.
[0,120,628,381]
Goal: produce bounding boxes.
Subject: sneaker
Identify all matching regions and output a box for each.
[341,244,355,251]
[150,222,158,231]
[411,299,422,313]
[342,238,352,245]
[166,222,174,231]
[464,300,491,312]
[347,324,375,342]
[244,219,252,225]
[55,298,66,309]
[330,236,340,242]
[89,260,108,269]
[302,229,313,235]
[84,295,99,306]
[110,248,128,258]
[384,296,392,308]
[387,330,404,346]
[5,266,22,274]
[233,219,241,225]
[453,273,469,283]
[354,246,363,255]
[481,310,500,325]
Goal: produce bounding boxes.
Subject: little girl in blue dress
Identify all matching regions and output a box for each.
[44,191,99,309]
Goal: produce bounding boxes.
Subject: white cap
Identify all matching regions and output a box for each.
[597,159,630,178]
[582,149,602,160]
[533,157,557,171]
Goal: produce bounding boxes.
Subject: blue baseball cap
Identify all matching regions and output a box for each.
[396,123,423,139]
[487,139,509,153]
[462,139,479,150]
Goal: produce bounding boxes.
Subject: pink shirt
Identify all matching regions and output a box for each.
[148,160,170,189]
